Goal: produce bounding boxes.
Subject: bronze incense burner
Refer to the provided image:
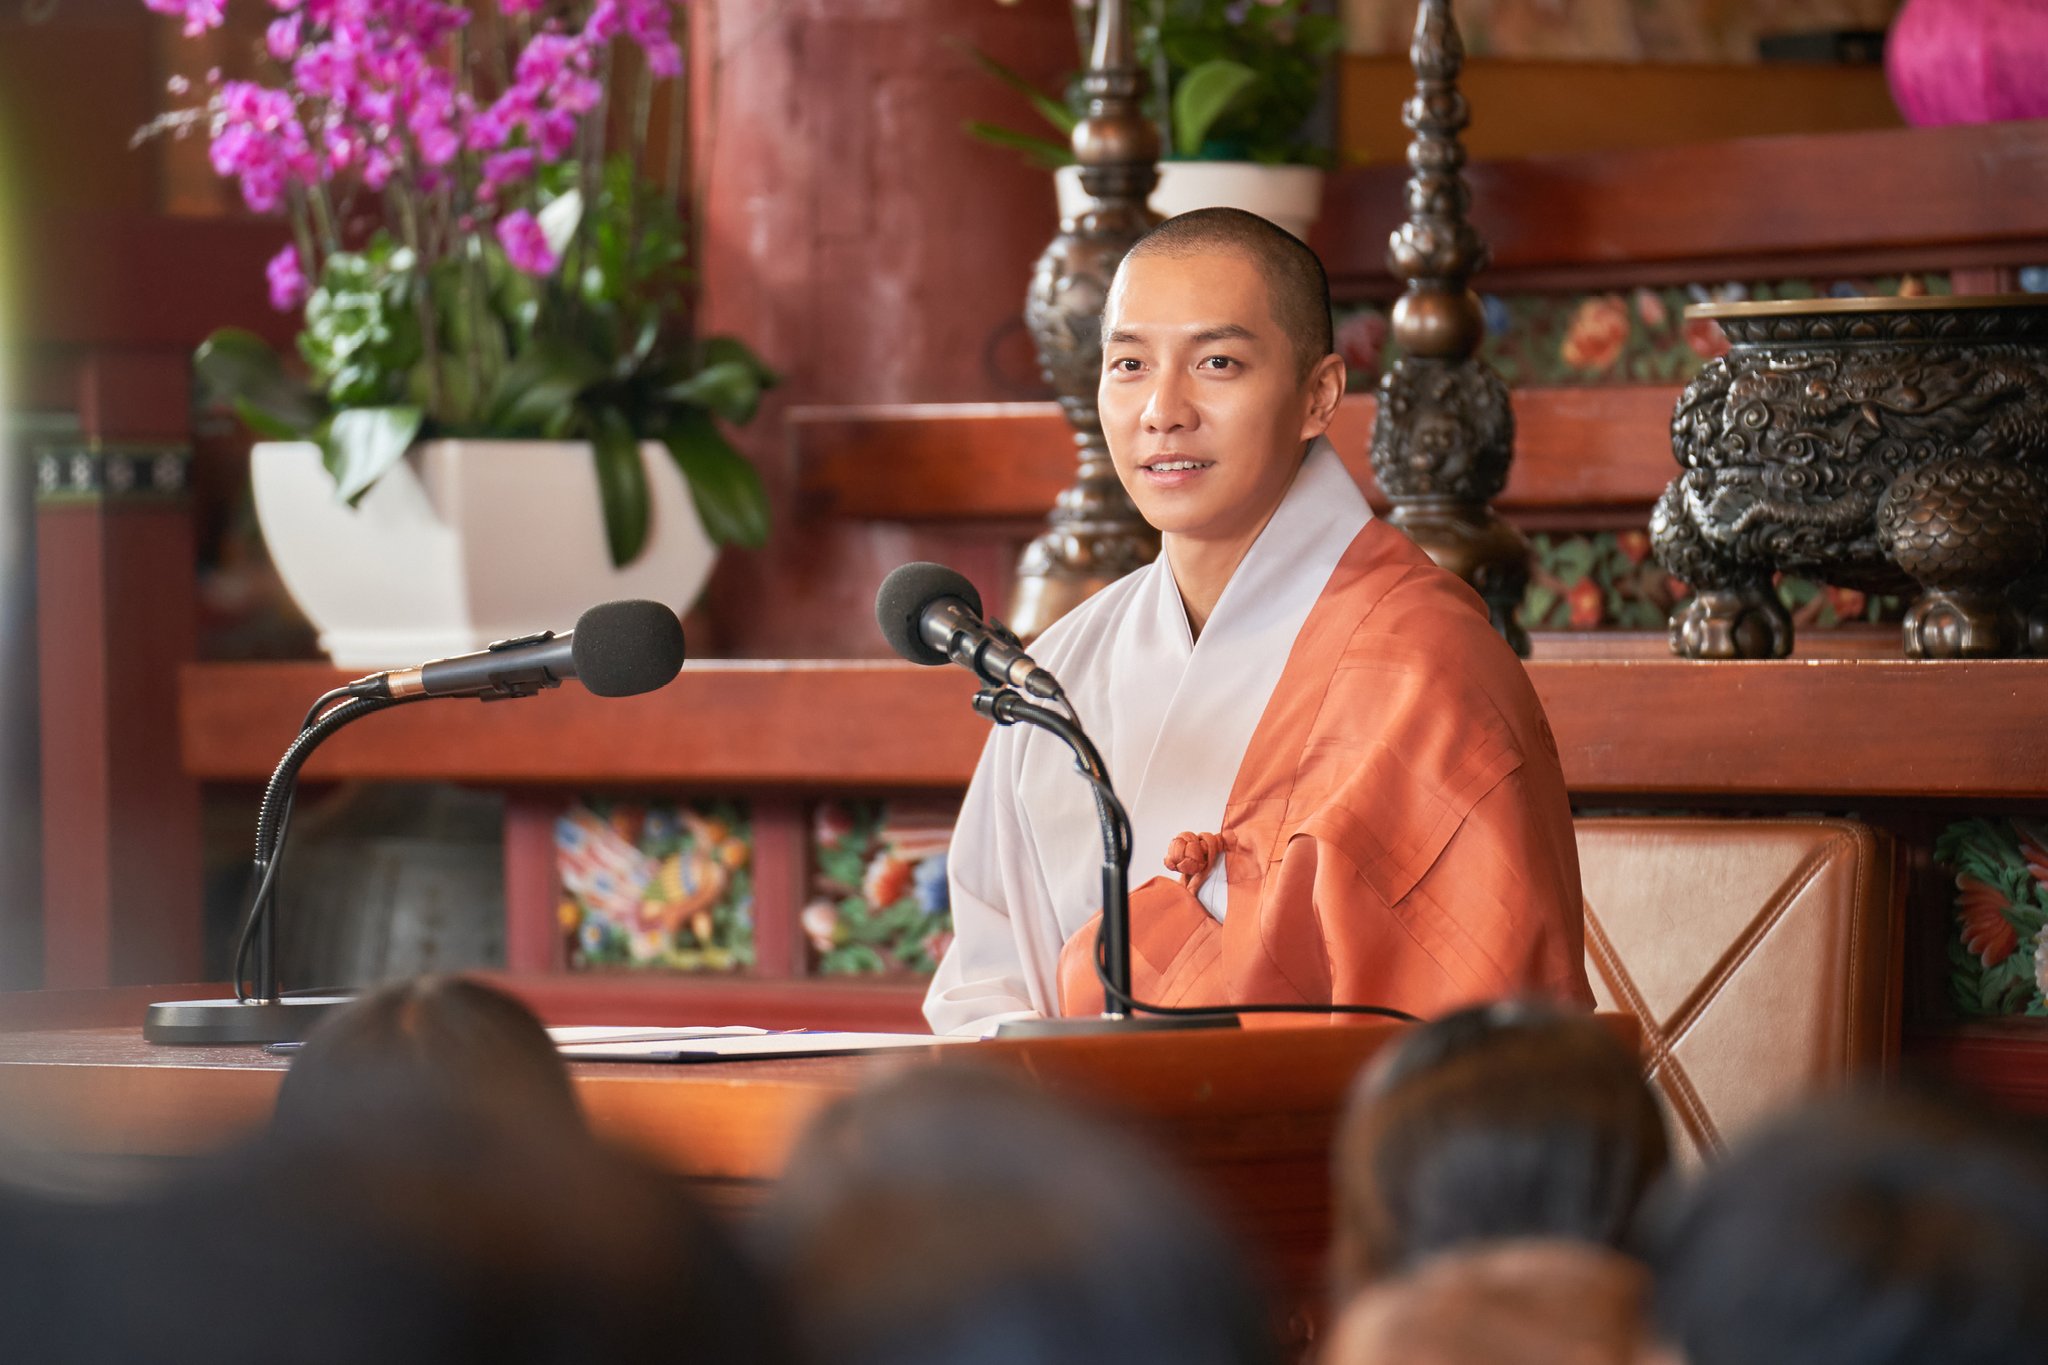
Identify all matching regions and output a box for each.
[1652,295,2048,660]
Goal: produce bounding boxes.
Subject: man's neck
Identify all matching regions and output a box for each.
[1164,503,1290,640]
[1162,442,1316,639]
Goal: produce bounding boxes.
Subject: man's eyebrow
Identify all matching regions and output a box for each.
[1102,323,1259,345]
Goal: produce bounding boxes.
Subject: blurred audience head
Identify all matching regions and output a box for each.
[760,1064,1279,1365]
[12,974,793,1365]
[1645,1085,2048,1365]
[1333,1000,1668,1292]
[271,974,582,1151]
[47,1126,791,1365]
[1326,1239,1651,1365]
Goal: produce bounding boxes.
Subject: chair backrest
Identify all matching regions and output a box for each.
[1575,817,1902,1163]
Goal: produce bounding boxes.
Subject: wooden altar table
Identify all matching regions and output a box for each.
[0,988,1479,1335]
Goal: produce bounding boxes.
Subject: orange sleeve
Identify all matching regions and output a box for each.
[1313,767,1594,1015]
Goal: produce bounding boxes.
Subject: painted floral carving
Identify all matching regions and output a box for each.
[558,798,755,971]
[1335,276,1950,391]
[808,800,955,976]
[1957,874,2020,967]
[1561,294,1631,373]
[1935,818,2048,1016]
[1518,531,1892,633]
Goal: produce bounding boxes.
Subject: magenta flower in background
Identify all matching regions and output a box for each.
[264,14,301,59]
[265,244,309,311]
[480,148,537,198]
[143,0,225,36]
[497,210,559,276]
[158,0,693,332]
[209,80,319,212]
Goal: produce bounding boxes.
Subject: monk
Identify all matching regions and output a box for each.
[924,208,1591,1037]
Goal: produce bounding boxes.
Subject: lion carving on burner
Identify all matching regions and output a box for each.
[1650,301,2048,660]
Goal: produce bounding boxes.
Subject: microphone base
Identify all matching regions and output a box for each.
[143,995,355,1045]
[993,1011,1241,1039]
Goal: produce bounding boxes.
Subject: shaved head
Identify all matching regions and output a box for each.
[1113,207,1335,377]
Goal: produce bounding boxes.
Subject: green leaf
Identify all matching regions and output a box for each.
[589,406,651,568]
[661,410,770,549]
[663,360,767,426]
[321,405,423,504]
[1172,59,1258,158]
[958,43,1080,135]
[700,335,778,387]
[483,339,609,434]
[1550,539,1598,582]
[962,120,1073,171]
[196,329,326,437]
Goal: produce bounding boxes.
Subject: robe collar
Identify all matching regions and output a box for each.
[1121,436,1371,916]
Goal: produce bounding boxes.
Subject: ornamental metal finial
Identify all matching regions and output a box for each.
[1008,0,1163,641]
[1369,0,1530,655]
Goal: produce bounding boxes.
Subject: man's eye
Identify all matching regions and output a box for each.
[1199,355,1237,371]
[1109,357,1141,373]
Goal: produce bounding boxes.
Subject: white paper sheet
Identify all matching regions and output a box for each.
[546,1025,769,1047]
[557,1031,974,1062]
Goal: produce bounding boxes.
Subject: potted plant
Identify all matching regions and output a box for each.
[146,0,773,667]
[970,0,1342,241]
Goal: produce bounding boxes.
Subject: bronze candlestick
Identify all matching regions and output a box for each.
[1368,0,1529,656]
[1008,0,1162,641]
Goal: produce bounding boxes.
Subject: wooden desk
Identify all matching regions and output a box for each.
[0,994,1415,1327]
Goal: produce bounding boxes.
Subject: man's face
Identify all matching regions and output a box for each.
[1098,248,1322,546]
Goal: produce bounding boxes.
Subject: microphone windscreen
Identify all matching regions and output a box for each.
[876,562,983,667]
[570,600,687,697]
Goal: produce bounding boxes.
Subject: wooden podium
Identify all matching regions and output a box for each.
[0,987,1445,1342]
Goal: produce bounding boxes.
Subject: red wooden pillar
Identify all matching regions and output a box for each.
[688,0,1075,658]
[502,791,566,973]
[36,439,202,987]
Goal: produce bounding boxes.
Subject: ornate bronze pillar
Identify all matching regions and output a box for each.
[1368,0,1529,656]
[1008,0,1162,640]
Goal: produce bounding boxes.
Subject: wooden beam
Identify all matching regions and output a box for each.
[1314,119,2048,294]
[183,656,2048,801]
[791,386,1680,522]
[1338,56,1901,164]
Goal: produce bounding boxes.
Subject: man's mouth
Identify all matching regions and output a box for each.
[1141,457,1213,473]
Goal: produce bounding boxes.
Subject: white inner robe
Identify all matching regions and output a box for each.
[926,439,1372,1036]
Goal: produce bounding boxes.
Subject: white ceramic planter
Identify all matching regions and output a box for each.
[252,439,716,670]
[1056,161,1326,243]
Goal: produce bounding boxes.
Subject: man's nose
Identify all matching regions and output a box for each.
[1141,369,1196,433]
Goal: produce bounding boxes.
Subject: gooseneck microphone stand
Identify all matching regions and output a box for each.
[143,689,428,1044]
[969,687,1238,1038]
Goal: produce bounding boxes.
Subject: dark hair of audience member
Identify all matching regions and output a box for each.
[8,976,796,1365]
[1115,205,1335,376]
[759,1065,1281,1365]
[1644,1084,2048,1365]
[1332,1000,1669,1295]
[1326,1238,1652,1365]
[269,973,584,1153]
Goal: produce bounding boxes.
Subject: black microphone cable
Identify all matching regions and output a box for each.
[978,685,1419,1025]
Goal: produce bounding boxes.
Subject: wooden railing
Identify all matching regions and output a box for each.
[791,387,1680,530]
[1313,118,2048,296]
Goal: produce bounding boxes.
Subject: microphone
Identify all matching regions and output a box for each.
[349,599,686,701]
[145,598,686,1045]
[875,562,1063,700]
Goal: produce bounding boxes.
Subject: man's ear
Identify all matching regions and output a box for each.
[1298,352,1347,441]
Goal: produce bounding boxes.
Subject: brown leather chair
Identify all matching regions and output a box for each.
[1575,817,1902,1162]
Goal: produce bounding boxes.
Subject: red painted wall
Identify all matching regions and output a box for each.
[690,0,1076,657]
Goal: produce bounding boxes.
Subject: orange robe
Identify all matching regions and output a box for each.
[1054,517,1592,1020]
